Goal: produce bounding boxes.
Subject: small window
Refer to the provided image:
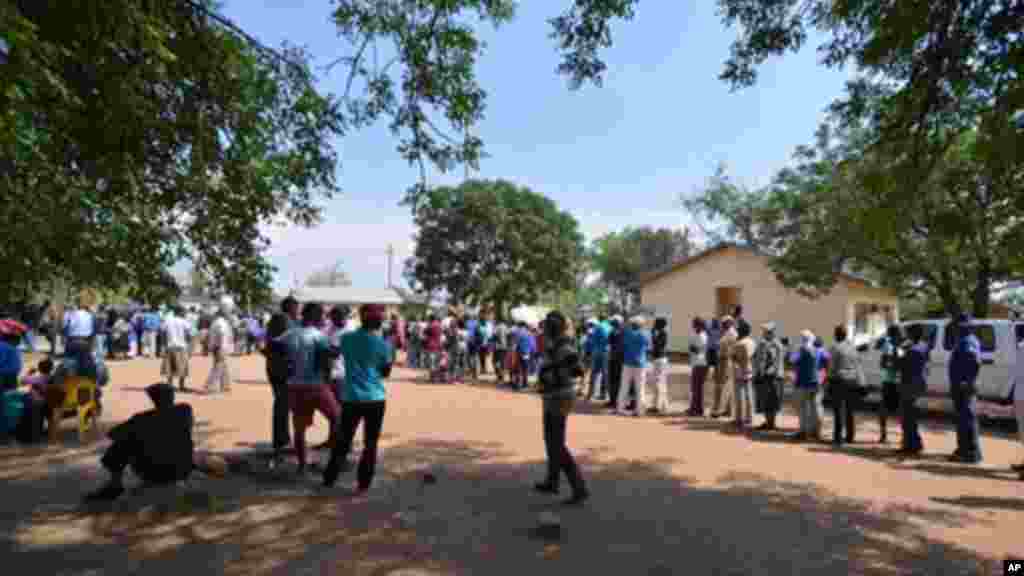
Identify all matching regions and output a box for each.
[943,323,996,352]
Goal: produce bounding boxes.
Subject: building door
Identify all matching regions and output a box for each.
[715,286,742,318]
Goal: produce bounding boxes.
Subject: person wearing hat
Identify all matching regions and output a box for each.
[533,310,589,505]
[791,330,821,441]
[617,316,651,416]
[948,313,983,463]
[205,297,236,394]
[899,323,929,456]
[711,316,737,419]
[85,383,194,501]
[324,304,394,492]
[752,322,785,431]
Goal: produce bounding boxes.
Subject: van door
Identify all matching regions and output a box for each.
[968,322,1009,400]
[917,321,946,396]
[859,335,886,389]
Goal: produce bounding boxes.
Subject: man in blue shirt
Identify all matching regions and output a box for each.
[587,317,611,401]
[141,308,161,358]
[324,304,393,492]
[0,332,24,444]
[617,316,651,416]
[900,324,930,456]
[948,314,983,463]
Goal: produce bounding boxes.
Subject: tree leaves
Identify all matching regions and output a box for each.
[405,179,584,313]
[1,1,345,304]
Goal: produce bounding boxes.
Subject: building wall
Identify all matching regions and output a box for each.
[640,246,898,351]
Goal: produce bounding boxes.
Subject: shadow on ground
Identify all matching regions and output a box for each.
[0,434,1002,575]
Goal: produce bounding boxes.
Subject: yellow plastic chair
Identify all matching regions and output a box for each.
[48,375,99,442]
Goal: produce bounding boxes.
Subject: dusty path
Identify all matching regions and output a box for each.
[1,355,1021,575]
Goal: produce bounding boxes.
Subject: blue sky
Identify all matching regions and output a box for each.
[220,1,850,293]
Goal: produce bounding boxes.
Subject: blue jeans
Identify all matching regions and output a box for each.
[589,350,608,398]
[951,381,981,458]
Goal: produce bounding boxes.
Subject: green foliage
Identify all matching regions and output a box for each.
[0,1,345,304]
[330,0,637,199]
[590,226,692,309]
[405,179,585,309]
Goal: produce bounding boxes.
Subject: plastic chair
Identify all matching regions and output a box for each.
[48,375,99,442]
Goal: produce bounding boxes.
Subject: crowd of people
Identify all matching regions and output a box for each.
[3,294,1023,504]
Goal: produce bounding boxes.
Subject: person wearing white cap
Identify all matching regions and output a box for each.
[205,296,235,394]
[617,316,651,416]
[791,329,821,441]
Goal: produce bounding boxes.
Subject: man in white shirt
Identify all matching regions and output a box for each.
[205,298,235,394]
[162,306,193,391]
[63,299,95,357]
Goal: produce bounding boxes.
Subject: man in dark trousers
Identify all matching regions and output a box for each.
[606,316,625,409]
[948,314,983,463]
[899,323,929,456]
[85,383,194,501]
[263,302,293,468]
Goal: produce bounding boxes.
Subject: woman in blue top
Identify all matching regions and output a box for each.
[323,304,394,492]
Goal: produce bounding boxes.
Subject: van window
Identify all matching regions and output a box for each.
[1016,324,1024,345]
[905,323,938,349]
[943,324,996,352]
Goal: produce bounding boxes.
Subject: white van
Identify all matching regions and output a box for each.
[857,319,1024,404]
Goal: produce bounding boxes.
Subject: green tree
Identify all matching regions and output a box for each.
[405,179,585,315]
[590,226,692,311]
[687,115,1024,317]
[1,1,345,302]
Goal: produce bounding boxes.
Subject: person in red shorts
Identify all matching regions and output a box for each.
[282,301,341,475]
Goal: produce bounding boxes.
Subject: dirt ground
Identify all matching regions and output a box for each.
[2,354,1021,575]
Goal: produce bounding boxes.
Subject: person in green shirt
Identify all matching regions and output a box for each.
[323,304,394,493]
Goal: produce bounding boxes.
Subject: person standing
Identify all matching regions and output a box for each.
[617,316,651,417]
[711,317,737,419]
[828,325,863,446]
[323,304,394,493]
[162,306,193,391]
[475,316,492,378]
[791,330,821,441]
[204,299,235,394]
[263,309,292,467]
[1012,333,1024,474]
[424,315,443,381]
[948,314,983,463]
[899,323,929,456]
[733,305,751,341]
[648,316,671,414]
[514,321,533,390]
[492,320,508,385]
[533,311,589,506]
[140,307,161,358]
[587,317,611,401]
[687,317,709,416]
[281,302,340,475]
[63,296,96,358]
[730,321,756,429]
[878,324,904,444]
[607,316,626,409]
[752,322,785,431]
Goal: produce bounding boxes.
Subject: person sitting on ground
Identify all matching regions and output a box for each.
[85,383,194,501]
[24,358,55,399]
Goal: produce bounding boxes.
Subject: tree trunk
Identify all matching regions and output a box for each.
[971,266,992,318]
